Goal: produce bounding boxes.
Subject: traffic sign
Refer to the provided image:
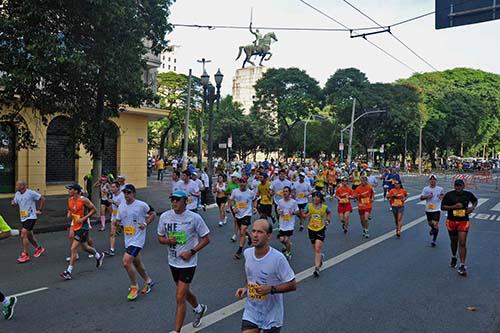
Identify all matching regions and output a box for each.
[218,143,227,149]
[339,143,344,151]
[228,136,232,148]
[436,0,500,29]
[367,148,378,152]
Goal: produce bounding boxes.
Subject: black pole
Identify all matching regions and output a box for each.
[205,85,216,204]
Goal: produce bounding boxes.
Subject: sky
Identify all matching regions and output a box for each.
[167,0,500,95]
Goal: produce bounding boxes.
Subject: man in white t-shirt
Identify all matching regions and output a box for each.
[116,184,156,301]
[172,158,179,171]
[171,171,183,194]
[105,181,125,256]
[11,180,46,263]
[292,172,312,231]
[277,186,299,260]
[191,172,205,211]
[230,177,257,260]
[235,219,297,333]
[180,170,201,212]
[157,190,210,332]
[420,174,445,247]
[270,170,292,221]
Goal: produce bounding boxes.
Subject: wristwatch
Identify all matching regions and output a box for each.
[190,249,197,255]
[270,286,277,294]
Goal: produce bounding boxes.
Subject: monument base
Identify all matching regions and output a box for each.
[232,66,268,115]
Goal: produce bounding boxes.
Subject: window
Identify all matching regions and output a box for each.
[46,116,75,183]
[168,65,171,70]
[174,66,176,71]
[0,123,15,193]
[168,57,171,62]
[174,58,177,63]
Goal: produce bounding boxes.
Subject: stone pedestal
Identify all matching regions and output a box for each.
[232,66,268,115]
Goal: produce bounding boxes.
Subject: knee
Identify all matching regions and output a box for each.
[458,240,467,248]
[175,292,186,305]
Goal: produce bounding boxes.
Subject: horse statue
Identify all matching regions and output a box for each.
[235,32,278,68]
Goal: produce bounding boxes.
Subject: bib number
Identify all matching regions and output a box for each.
[393,199,403,206]
[124,225,136,236]
[168,231,187,245]
[453,209,466,217]
[237,201,248,209]
[361,197,370,205]
[340,198,349,204]
[247,283,267,301]
[112,209,118,216]
[297,193,305,199]
[20,210,29,219]
[426,203,436,210]
[282,213,291,221]
[71,214,81,226]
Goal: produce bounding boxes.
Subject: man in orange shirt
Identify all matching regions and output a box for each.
[388,180,408,238]
[335,177,354,234]
[326,165,337,197]
[354,176,374,238]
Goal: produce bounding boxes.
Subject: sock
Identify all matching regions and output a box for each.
[67,265,73,273]
[193,304,203,313]
[237,246,243,253]
[100,216,105,227]
[95,252,102,260]
[110,247,114,252]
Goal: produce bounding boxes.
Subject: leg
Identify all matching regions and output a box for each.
[69,239,80,266]
[344,212,350,228]
[133,254,151,283]
[314,240,323,268]
[448,230,458,257]
[174,281,193,332]
[109,220,117,251]
[457,231,468,264]
[239,224,248,249]
[20,228,29,254]
[431,220,439,241]
[123,253,137,286]
[26,231,40,249]
[100,204,106,230]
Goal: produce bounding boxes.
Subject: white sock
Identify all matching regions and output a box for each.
[67,265,73,273]
[193,304,203,313]
[110,248,114,252]
[2,297,9,306]
[95,252,102,260]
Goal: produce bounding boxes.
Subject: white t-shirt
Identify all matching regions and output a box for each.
[201,173,209,189]
[231,189,255,219]
[195,178,204,191]
[157,209,210,268]
[111,192,125,220]
[277,198,299,231]
[421,185,444,212]
[292,180,312,204]
[116,199,150,248]
[242,247,295,330]
[271,179,292,204]
[367,175,378,188]
[179,180,200,210]
[172,159,178,168]
[14,189,41,222]
[171,179,183,193]
[249,176,260,191]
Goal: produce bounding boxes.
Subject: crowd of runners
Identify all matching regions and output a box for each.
[0,159,480,332]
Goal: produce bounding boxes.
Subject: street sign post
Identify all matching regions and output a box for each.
[228,136,232,149]
[380,145,385,153]
[218,143,227,149]
[339,143,344,151]
[436,0,500,29]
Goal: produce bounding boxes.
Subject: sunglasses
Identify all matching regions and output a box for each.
[170,197,183,202]
[123,190,133,194]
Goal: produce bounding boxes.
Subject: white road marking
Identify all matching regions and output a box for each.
[375,194,420,203]
[182,215,428,332]
[8,287,48,298]
[491,201,500,212]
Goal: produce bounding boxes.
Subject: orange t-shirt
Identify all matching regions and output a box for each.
[354,184,374,209]
[68,197,86,231]
[388,188,408,207]
[326,170,337,184]
[336,186,353,205]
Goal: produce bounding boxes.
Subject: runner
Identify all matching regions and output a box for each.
[303,191,331,277]
[335,177,354,234]
[191,172,204,211]
[11,180,46,263]
[441,179,478,276]
[60,183,104,280]
[354,176,374,238]
[381,168,390,199]
[117,175,127,191]
[292,172,312,231]
[105,181,125,256]
[229,177,256,260]
[94,176,111,231]
[270,170,292,223]
[388,180,408,238]
[200,168,210,211]
[420,174,445,247]
[157,190,210,332]
[350,169,361,191]
[180,170,201,213]
[326,165,337,197]
[313,170,326,194]
[226,172,241,242]
[115,184,156,301]
[171,171,183,193]
[214,174,228,226]
[0,215,19,240]
[256,173,274,224]
[235,219,297,333]
[0,290,16,320]
[277,186,299,260]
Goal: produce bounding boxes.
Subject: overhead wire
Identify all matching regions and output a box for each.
[342,0,438,71]
[297,0,417,72]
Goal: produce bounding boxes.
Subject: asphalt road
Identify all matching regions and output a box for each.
[1,176,499,333]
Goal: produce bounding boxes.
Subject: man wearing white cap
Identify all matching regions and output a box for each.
[117,175,127,191]
[292,172,312,231]
[420,174,444,247]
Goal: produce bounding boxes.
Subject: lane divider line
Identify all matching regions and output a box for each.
[8,287,49,298]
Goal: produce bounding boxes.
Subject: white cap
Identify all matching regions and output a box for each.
[117,175,126,179]
[299,172,306,177]
[428,174,437,180]
[231,171,241,178]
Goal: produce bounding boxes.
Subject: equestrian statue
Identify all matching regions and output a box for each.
[235,23,278,68]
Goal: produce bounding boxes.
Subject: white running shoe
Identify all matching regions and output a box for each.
[218,221,224,227]
[9,229,20,237]
[66,254,80,262]
[230,234,237,242]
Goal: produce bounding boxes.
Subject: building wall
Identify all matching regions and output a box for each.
[0,107,149,197]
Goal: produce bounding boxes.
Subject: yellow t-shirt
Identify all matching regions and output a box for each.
[307,203,328,232]
[257,182,273,205]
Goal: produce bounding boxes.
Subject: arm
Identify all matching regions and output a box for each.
[81,198,97,223]
[179,234,210,261]
[37,196,46,214]
[255,278,297,296]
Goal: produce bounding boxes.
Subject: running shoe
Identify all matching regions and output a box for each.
[141,280,155,295]
[202,205,207,212]
[457,265,467,276]
[223,216,228,224]
[218,221,224,227]
[342,223,347,234]
[299,225,304,232]
[60,270,72,280]
[429,229,434,236]
[96,253,104,268]
[88,254,94,258]
[431,241,436,247]
[364,231,370,239]
[16,252,30,263]
[234,252,242,260]
[313,267,320,277]
[104,249,115,256]
[33,246,45,258]
[368,216,372,220]
[127,286,138,301]
[66,254,80,262]
[192,304,208,328]
[230,234,237,242]
[450,256,458,268]
[2,296,17,320]
[396,231,401,238]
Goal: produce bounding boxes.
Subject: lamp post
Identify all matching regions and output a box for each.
[200,67,223,205]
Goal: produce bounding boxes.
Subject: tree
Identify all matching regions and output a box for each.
[0,0,173,208]
[252,68,322,157]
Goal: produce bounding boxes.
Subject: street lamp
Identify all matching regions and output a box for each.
[303,114,326,160]
[200,66,223,205]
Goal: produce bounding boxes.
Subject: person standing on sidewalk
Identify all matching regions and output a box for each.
[0,290,16,320]
[115,184,156,301]
[157,190,210,332]
[441,179,478,276]
[235,219,297,332]
[11,180,46,263]
[156,157,165,182]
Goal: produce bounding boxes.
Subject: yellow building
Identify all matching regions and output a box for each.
[0,106,165,197]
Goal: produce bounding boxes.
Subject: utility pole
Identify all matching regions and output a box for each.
[182,69,192,171]
[418,123,423,175]
[347,98,356,165]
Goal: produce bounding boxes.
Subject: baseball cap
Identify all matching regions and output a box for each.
[231,171,241,178]
[428,174,437,180]
[192,171,198,176]
[299,172,306,177]
[122,184,136,193]
[262,173,269,178]
[65,183,82,192]
[117,175,126,179]
[454,179,465,186]
[170,190,188,199]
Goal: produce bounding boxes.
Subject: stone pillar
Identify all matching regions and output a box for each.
[232,66,268,115]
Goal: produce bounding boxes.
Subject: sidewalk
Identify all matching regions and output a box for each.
[0,176,174,234]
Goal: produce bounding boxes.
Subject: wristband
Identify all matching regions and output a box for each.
[270,286,277,294]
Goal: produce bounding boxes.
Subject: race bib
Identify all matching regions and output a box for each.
[282,213,291,221]
[187,196,193,204]
[309,214,323,229]
[20,210,29,219]
[237,201,248,209]
[340,198,349,204]
[277,191,283,197]
[112,209,118,216]
[168,231,187,245]
[71,214,81,226]
[453,209,466,217]
[393,199,403,206]
[297,193,305,199]
[124,225,136,236]
[247,283,267,301]
[426,203,436,210]
[361,197,370,205]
